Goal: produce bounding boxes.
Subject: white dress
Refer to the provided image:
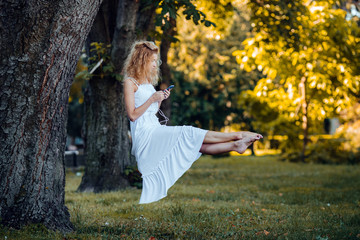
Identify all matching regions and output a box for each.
[128,78,208,204]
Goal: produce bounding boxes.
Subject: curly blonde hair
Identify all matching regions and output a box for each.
[122,41,161,86]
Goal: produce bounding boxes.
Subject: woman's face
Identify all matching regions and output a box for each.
[147,53,158,74]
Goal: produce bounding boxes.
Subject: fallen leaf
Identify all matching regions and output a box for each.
[235,208,240,212]
[264,230,270,235]
[206,189,215,194]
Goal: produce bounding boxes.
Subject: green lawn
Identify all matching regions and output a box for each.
[1,155,360,239]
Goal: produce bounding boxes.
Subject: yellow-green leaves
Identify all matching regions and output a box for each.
[235,0,360,136]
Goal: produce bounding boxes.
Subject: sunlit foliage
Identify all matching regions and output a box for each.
[234,0,360,140]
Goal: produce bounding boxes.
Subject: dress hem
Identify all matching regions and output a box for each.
[138,127,208,204]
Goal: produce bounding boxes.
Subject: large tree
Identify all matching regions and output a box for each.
[0,0,102,232]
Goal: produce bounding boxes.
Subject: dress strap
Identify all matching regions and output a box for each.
[127,77,140,87]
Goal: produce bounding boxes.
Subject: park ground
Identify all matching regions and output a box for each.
[1,155,360,239]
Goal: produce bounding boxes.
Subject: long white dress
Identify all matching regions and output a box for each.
[128,78,208,204]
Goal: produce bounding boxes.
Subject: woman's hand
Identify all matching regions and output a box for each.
[151,89,171,102]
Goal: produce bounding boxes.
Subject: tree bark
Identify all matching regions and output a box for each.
[78,0,157,192]
[0,0,102,232]
[78,75,132,192]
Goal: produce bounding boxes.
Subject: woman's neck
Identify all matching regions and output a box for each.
[138,77,150,85]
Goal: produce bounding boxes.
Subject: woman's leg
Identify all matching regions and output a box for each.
[200,136,256,155]
[203,130,262,144]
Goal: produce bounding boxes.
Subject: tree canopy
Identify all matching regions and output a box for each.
[233,0,360,160]
[234,0,359,135]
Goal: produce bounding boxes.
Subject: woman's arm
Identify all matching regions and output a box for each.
[123,79,167,122]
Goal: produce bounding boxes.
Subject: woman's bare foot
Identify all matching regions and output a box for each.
[234,131,263,141]
[233,135,259,154]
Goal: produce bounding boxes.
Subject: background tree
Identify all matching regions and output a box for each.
[0,0,102,232]
[234,0,360,161]
[159,16,177,119]
[77,0,155,192]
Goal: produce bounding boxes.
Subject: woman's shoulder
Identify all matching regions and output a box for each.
[125,76,140,86]
[124,77,139,92]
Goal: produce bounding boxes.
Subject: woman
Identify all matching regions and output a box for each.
[123,40,262,204]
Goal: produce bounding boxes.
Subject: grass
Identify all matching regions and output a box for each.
[1,155,360,239]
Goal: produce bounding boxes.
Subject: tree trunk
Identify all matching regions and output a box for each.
[159,17,177,123]
[78,76,132,192]
[300,76,308,162]
[249,124,256,156]
[78,0,157,192]
[0,0,102,232]
[111,0,157,69]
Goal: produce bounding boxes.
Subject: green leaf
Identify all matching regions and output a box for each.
[103,65,114,73]
[75,71,91,81]
[114,74,123,82]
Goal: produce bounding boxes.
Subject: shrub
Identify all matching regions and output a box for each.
[305,138,360,164]
[124,165,142,189]
[281,138,360,164]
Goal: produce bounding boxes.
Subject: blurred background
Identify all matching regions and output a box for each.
[66,0,360,166]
